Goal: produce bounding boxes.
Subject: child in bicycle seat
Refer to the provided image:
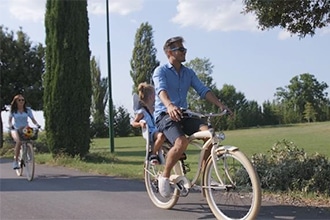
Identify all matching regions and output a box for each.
[131,82,165,165]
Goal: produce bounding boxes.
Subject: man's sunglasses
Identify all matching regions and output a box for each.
[171,47,187,53]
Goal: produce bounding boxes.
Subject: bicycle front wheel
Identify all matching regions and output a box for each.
[24,143,35,181]
[144,160,179,209]
[203,147,261,220]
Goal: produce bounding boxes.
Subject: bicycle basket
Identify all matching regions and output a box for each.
[19,126,38,140]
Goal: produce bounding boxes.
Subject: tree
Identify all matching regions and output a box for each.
[275,73,328,123]
[242,100,263,127]
[220,84,248,129]
[303,102,317,122]
[90,56,109,138]
[217,84,248,130]
[262,100,279,125]
[185,57,217,112]
[243,0,330,38]
[320,100,330,121]
[44,0,91,157]
[130,22,159,93]
[113,105,131,137]
[0,26,44,148]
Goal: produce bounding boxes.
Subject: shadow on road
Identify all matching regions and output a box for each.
[172,200,330,220]
[0,175,146,192]
[153,196,330,220]
[1,158,329,219]
[258,204,330,220]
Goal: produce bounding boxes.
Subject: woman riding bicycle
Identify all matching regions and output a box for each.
[8,94,40,170]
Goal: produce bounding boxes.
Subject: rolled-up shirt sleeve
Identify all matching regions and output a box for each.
[153,65,167,95]
[190,71,210,99]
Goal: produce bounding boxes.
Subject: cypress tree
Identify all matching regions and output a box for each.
[44,0,91,157]
[90,56,108,138]
[130,22,159,93]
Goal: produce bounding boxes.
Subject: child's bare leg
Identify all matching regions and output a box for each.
[152,132,165,155]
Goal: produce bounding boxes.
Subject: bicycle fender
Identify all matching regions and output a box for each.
[188,130,212,141]
[216,145,239,153]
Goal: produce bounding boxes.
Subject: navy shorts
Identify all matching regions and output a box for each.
[155,113,206,145]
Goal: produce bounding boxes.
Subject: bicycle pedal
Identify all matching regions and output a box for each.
[174,180,190,197]
[178,186,189,197]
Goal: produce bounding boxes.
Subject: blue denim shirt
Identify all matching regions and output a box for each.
[153,63,210,119]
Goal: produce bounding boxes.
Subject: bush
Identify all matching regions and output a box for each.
[252,139,330,196]
[34,132,49,153]
[0,131,49,157]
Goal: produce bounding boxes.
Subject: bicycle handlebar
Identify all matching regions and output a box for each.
[7,126,42,131]
[181,108,228,119]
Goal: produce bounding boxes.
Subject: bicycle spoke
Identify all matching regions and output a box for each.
[204,150,261,220]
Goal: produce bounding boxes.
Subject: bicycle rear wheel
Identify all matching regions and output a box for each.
[24,143,35,181]
[144,160,179,209]
[203,147,261,220]
[15,147,24,177]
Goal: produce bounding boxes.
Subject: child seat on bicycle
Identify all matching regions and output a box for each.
[131,88,165,165]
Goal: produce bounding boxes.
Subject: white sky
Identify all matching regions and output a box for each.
[1,0,330,129]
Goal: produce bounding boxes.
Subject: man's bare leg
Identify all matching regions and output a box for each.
[162,135,189,177]
[158,135,189,197]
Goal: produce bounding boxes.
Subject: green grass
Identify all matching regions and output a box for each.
[34,121,330,180]
[35,136,148,179]
[221,122,330,157]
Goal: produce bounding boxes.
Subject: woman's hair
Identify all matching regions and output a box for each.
[138,82,155,105]
[10,94,28,114]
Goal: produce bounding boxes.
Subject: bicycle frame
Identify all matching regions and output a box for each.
[170,127,240,193]
[170,130,213,188]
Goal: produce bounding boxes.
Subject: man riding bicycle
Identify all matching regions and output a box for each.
[152,36,232,198]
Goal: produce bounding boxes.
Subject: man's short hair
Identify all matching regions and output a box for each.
[163,36,184,51]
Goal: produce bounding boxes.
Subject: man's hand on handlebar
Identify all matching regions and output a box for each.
[220,105,233,117]
[167,103,182,122]
[167,104,233,120]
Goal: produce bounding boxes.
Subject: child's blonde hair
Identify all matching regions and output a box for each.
[138,82,155,105]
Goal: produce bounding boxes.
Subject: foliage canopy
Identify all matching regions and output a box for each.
[243,0,330,38]
[0,26,44,111]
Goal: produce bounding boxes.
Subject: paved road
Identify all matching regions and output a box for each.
[1,158,329,220]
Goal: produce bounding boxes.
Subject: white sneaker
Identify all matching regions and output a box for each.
[158,176,171,198]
